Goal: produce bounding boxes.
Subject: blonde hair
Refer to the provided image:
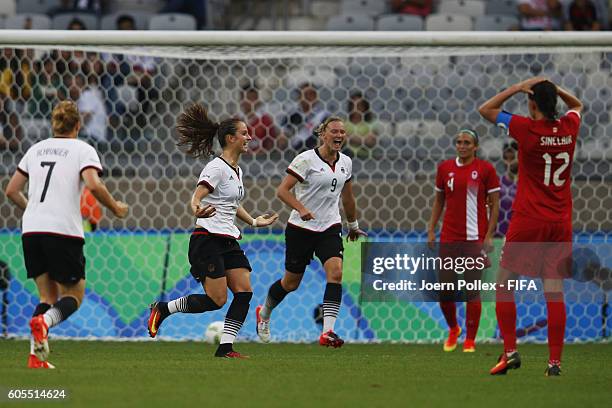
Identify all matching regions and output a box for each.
[314,116,344,139]
[51,100,80,136]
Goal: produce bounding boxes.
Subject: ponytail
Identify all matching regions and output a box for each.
[176,104,241,157]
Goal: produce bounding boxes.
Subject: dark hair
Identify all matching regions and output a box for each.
[530,80,558,121]
[176,104,241,157]
[116,14,136,28]
[456,128,479,145]
[67,18,85,30]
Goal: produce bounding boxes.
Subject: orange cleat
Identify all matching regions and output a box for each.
[27,354,55,369]
[490,351,522,375]
[30,315,49,361]
[443,326,461,352]
[463,339,476,353]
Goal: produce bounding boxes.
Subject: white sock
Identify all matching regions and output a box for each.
[43,307,63,329]
[30,337,35,354]
[167,297,189,314]
[323,316,337,333]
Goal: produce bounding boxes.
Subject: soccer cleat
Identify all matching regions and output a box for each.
[490,351,522,375]
[255,305,271,343]
[30,315,49,361]
[463,339,476,353]
[147,302,167,338]
[443,326,461,352]
[215,350,249,359]
[545,364,561,376]
[319,330,344,348]
[27,354,55,369]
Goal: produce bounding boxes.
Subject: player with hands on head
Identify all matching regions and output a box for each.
[147,103,277,358]
[256,116,366,347]
[4,100,128,369]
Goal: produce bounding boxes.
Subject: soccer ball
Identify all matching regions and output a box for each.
[204,321,224,344]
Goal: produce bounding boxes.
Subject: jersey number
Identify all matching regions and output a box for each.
[40,161,56,202]
[330,178,337,192]
[447,177,454,192]
[238,185,244,200]
[542,152,570,187]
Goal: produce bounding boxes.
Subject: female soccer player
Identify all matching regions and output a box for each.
[255,117,366,347]
[428,129,500,353]
[4,100,128,369]
[147,103,278,358]
[479,77,583,376]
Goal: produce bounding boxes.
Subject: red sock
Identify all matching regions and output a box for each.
[466,300,482,341]
[440,301,457,329]
[545,292,566,363]
[496,299,516,353]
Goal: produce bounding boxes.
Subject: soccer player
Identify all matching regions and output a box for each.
[428,129,500,353]
[147,104,278,358]
[479,77,583,376]
[255,117,367,347]
[4,101,128,369]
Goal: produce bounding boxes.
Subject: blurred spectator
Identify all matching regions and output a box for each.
[517,0,563,30]
[29,55,68,119]
[49,0,108,17]
[0,49,28,150]
[565,0,601,30]
[67,17,86,30]
[345,92,378,159]
[281,83,328,151]
[76,75,109,143]
[496,141,518,237]
[240,84,278,153]
[389,0,433,17]
[160,0,207,29]
[117,14,136,30]
[0,99,24,151]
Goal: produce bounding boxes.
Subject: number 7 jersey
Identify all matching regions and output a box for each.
[286,149,352,232]
[17,138,103,239]
[496,110,581,223]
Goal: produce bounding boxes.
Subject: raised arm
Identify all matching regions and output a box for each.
[557,85,583,113]
[479,77,547,123]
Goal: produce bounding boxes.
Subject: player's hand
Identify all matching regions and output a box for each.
[347,228,367,242]
[194,204,216,218]
[516,77,548,95]
[299,208,315,221]
[255,213,279,227]
[113,201,129,218]
[483,234,494,253]
[427,230,436,250]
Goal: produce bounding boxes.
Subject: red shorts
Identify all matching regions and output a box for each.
[500,214,572,279]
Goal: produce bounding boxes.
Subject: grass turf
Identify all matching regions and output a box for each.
[0,341,610,408]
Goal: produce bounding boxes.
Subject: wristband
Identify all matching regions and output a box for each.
[347,220,359,231]
[252,218,258,227]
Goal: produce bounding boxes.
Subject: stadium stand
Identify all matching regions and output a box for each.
[5,13,52,29]
[148,13,197,30]
[425,13,473,30]
[376,14,424,30]
[474,14,519,31]
[101,11,152,30]
[326,13,375,30]
[438,0,486,17]
[52,12,99,29]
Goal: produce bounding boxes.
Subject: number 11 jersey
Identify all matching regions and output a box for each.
[286,149,352,232]
[496,110,581,223]
[17,138,103,239]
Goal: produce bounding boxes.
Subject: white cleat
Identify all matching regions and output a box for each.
[255,305,271,343]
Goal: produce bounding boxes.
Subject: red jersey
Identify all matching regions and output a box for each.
[496,110,581,223]
[435,157,500,242]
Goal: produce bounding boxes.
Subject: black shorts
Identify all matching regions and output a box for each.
[188,230,252,282]
[285,223,344,274]
[22,233,86,285]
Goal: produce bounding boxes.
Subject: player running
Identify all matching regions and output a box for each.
[147,103,277,358]
[255,117,366,347]
[4,101,128,368]
[428,129,500,353]
[479,77,583,376]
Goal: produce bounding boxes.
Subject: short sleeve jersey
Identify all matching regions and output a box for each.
[286,149,352,232]
[496,110,581,223]
[435,157,500,242]
[196,157,244,239]
[17,138,102,239]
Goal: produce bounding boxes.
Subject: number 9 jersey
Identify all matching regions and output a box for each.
[17,138,102,239]
[286,149,352,232]
[496,110,581,223]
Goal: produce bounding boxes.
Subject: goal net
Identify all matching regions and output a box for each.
[0,32,610,343]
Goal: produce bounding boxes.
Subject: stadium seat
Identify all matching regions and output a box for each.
[108,0,164,13]
[438,0,485,17]
[340,0,387,16]
[310,0,341,18]
[52,12,99,29]
[5,13,51,29]
[425,13,473,31]
[377,14,423,31]
[16,0,59,15]
[288,16,326,30]
[101,11,152,30]
[474,14,519,31]
[0,0,16,16]
[0,16,4,28]
[484,0,518,16]
[149,13,196,30]
[326,14,374,30]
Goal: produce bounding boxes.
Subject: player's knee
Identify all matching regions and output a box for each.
[281,274,302,292]
[208,292,228,307]
[327,268,343,283]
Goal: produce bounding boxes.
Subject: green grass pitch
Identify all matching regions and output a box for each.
[0,341,610,407]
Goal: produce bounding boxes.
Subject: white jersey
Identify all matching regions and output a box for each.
[17,137,103,239]
[196,157,245,239]
[286,149,352,232]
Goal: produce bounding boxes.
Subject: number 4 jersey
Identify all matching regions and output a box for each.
[496,110,581,223]
[17,138,103,239]
[286,149,352,232]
